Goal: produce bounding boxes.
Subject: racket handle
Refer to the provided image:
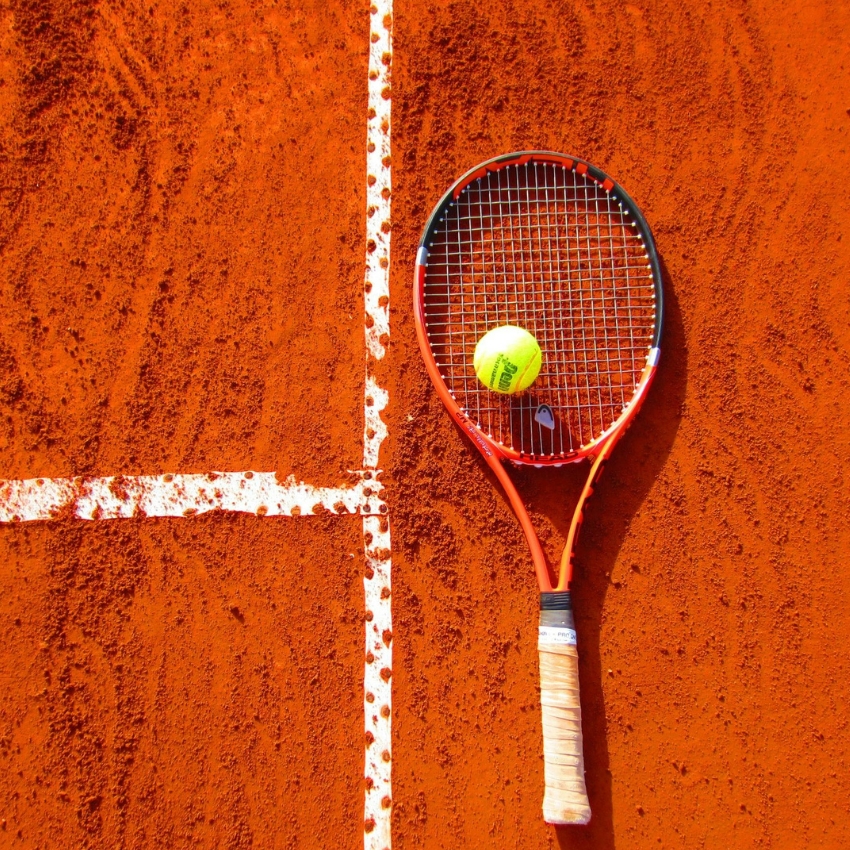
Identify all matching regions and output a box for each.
[538,592,591,825]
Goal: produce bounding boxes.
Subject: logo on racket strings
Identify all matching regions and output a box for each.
[535,404,555,430]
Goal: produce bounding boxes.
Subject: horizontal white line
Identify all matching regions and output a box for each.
[0,472,386,522]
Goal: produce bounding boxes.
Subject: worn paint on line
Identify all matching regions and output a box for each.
[361,0,393,844]
[0,472,386,522]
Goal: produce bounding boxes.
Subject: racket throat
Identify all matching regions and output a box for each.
[557,447,612,591]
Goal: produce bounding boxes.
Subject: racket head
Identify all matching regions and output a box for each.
[414,151,663,466]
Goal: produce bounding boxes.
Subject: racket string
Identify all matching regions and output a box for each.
[423,162,656,459]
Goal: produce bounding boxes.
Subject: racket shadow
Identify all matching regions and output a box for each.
[512,256,685,847]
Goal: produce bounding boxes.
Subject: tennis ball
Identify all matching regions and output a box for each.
[474,325,542,394]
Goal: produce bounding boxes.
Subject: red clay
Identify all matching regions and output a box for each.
[1,0,850,847]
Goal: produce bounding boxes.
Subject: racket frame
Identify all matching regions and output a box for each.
[413,151,664,592]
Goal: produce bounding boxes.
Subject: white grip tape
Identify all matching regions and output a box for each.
[538,633,591,824]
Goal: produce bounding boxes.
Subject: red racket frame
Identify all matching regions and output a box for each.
[413,151,663,593]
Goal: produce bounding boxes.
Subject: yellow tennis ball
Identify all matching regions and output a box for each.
[474,325,542,394]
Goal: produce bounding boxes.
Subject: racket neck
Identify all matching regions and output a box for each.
[483,451,554,592]
[556,362,659,590]
[556,439,616,592]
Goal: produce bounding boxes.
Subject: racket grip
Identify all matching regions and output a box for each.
[538,592,591,825]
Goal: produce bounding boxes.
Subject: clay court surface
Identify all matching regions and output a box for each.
[1,0,849,847]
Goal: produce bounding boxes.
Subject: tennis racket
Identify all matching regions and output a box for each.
[412,151,663,824]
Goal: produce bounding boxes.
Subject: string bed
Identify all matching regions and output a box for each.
[422,162,657,460]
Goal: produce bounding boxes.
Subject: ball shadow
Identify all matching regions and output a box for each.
[490,256,685,847]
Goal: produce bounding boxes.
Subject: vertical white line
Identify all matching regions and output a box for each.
[363,3,393,364]
[362,1,392,848]
[362,513,392,849]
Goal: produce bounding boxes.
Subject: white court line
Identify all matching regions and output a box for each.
[0,4,394,848]
[0,472,386,522]
[361,0,393,845]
